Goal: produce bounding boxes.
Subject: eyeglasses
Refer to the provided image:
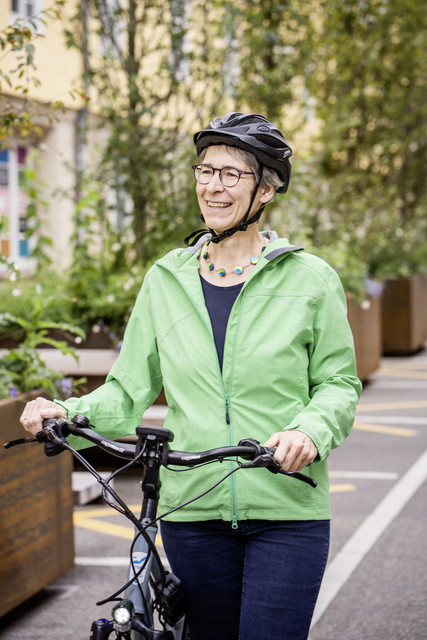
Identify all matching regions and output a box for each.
[192,164,255,187]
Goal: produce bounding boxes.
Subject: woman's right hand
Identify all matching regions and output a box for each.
[20,397,68,436]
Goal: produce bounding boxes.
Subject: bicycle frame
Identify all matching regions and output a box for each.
[88,426,189,640]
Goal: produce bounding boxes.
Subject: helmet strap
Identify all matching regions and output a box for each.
[184,225,211,247]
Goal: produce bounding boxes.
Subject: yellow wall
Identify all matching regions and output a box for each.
[1,0,83,110]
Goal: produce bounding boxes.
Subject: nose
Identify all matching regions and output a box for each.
[206,169,224,191]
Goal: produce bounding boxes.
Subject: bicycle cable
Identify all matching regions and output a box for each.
[97,459,246,608]
[57,439,168,609]
[141,460,245,528]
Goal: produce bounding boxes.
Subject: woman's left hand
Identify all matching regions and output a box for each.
[263,430,318,472]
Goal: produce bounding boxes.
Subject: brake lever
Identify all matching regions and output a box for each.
[3,424,64,450]
[4,436,38,449]
[240,452,317,488]
[3,427,68,456]
[277,468,317,488]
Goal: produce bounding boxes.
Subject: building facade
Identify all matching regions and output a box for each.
[0,0,92,272]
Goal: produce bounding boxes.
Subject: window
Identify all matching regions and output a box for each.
[10,0,44,29]
[0,146,31,261]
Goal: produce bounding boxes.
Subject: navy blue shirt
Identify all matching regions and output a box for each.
[200,276,244,369]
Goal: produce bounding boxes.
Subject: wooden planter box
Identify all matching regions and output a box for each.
[0,394,75,618]
[381,274,427,355]
[347,295,382,382]
[0,328,114,351]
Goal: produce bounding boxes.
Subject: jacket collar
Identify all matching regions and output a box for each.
[155,231,304,275]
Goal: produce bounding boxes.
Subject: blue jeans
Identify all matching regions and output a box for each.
[161,519,330,640]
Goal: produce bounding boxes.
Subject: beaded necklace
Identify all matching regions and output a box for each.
[202,240,266,277]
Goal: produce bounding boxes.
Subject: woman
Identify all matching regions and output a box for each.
[20,112,361,640]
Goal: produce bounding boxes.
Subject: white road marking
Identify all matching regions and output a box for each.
[75,552,169,567]
[354,415,427,425]
[311,448,427,628]
[368,381,427,389]
[75,556,130,566]
[329,471,398,480]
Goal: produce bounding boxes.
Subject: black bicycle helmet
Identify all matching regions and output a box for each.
[194,112,292,193]
[185,112,292,246]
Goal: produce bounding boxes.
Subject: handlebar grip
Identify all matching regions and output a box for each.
[44,441,65,457]
[41,418,70,457]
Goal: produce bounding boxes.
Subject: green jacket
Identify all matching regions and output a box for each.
[61,231,361,525]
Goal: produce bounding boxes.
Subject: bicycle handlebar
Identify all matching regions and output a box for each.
[4,415,317,637]
[4,415,317,488]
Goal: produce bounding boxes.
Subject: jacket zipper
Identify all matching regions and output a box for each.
[225,394,230,425]
[224,287,247,529]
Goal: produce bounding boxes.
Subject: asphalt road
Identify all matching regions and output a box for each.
[1,348,426,639]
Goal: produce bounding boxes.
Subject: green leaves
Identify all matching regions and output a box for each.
[0,0,68,139]
[286,0,427,291]
[0,287,86,400]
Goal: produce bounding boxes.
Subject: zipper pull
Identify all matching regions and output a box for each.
[231,515,239,530]
[225,395,230,424]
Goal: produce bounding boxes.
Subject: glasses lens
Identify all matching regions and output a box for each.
[220,168,240,187]
[194,165,213,184]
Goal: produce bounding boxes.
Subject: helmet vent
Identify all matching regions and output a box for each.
[255,134,283,149]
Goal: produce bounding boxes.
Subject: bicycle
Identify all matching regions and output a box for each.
[4,415,317,639]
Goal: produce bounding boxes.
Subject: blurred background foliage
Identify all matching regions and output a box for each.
[1,0,426,396]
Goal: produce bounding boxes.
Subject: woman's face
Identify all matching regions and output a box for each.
[195,146,274,235]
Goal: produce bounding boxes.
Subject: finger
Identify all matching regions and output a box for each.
[263,432,281,448]
[286,440,317,472]
[20,400,66,435]
[19,401,41,433]
[40,406,68,420]
[273,435,293,468]
[274,432,309,471]
[263,432,294,465]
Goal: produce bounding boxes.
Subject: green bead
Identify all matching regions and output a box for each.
[218,268,226,276]
[251,256,259,265]
[208,262,214,271]
[235,265,243,274]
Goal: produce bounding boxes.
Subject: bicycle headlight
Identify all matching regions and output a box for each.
[112,599,134,625]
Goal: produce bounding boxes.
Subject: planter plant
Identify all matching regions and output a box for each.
[0,286,86,401]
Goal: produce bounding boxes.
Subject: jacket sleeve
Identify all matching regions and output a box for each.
[283,265,362,461]
[57,274,163,449]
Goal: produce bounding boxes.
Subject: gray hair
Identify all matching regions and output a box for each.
[199,145,284,192]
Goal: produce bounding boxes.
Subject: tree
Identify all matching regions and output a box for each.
[300,0,427,286]
[66,0,233,265]
[0,1,68,140]
[230,0,316,125]
[210,0,319,231]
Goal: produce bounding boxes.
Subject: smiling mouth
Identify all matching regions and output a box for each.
[207,201,231,209]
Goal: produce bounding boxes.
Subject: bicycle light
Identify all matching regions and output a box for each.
[112,599,134,627]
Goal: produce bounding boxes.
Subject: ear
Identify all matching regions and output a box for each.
[259,185,276,204]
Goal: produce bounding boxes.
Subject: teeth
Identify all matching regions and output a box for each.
[208,202,230,208]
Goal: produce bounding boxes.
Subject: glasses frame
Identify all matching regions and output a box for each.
[192,164,255,187]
